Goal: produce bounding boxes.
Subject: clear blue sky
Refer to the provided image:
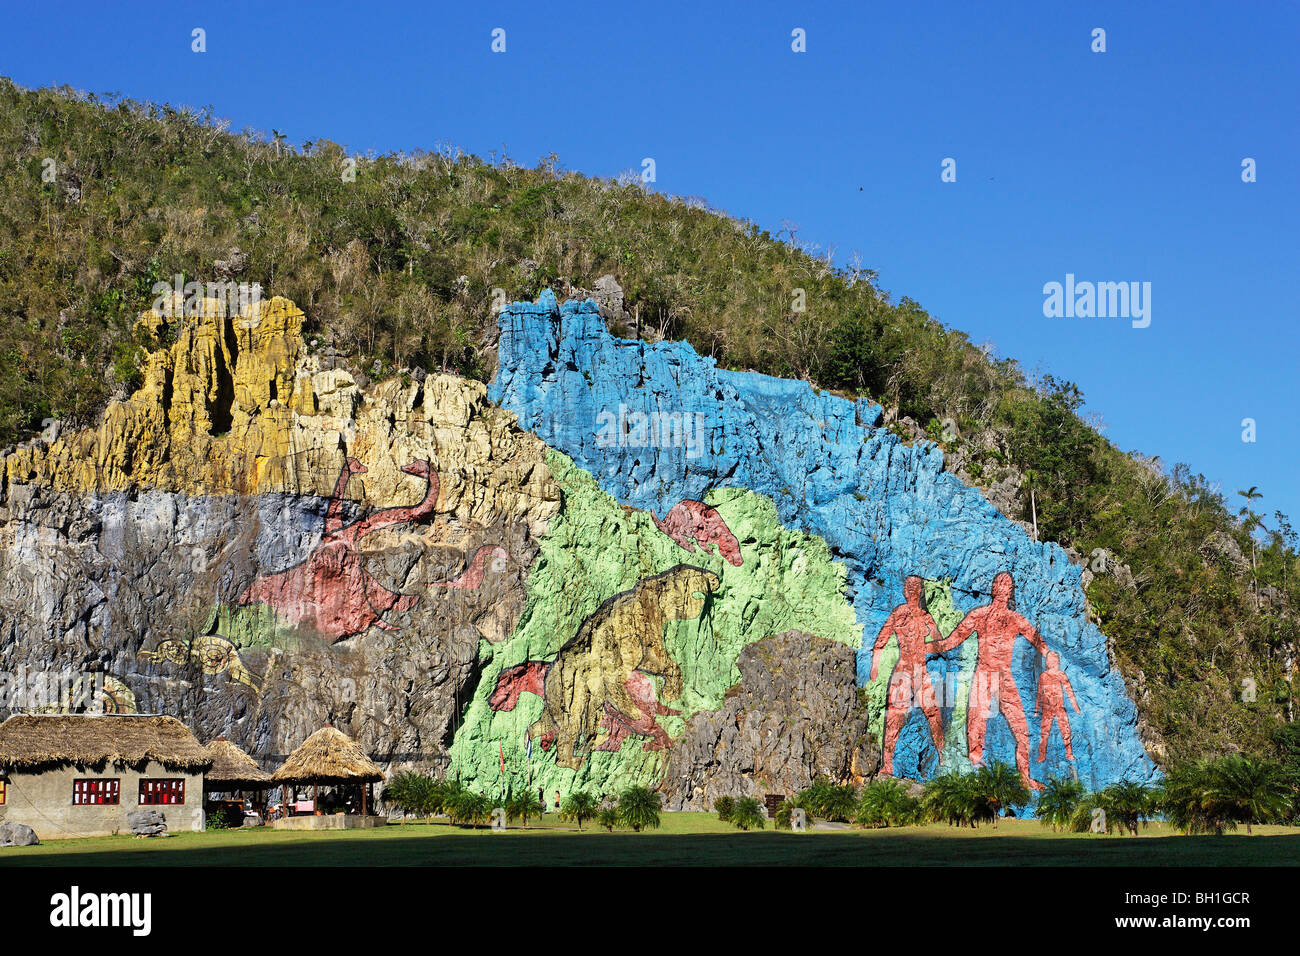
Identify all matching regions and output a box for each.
[3,0,1296,525]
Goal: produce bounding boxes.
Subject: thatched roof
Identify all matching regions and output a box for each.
[271,727,384,785]
[0,714,211,772]
[204,737,272,790]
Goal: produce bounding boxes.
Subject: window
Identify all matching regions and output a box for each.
[138,779,185,805]
[0,779,6,805]
[72,778,120,805]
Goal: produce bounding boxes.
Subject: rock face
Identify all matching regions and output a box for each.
[0,289,1157,809]
[663,631,876,810]
[491,292,1158,797]
[0,297,560,769]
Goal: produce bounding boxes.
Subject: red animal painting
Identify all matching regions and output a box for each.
[652,500,742,566]
[238,457,440,640]
[431,545,510,590]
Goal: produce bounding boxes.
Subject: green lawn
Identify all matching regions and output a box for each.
[2,815,1297,866]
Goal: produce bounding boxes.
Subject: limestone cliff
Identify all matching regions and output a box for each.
[0,297,559,768]
[0,290,1158,807]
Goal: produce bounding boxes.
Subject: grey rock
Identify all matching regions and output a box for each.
[127,809,168,837]
[214,248,249,277]
[1201,531,1250,575]
[661,630,876,810]
[0,821,40,846]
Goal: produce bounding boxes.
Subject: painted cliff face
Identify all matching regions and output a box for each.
[489,292,1157,799]
[0,298,560,768]
[0,291,1154,807]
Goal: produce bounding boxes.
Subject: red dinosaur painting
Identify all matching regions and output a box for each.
[652,500,742,566]
[238,457,440,640]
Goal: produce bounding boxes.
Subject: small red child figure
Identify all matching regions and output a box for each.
[1036,651,1080,762]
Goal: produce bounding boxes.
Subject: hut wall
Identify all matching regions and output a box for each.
[0,760,204,839]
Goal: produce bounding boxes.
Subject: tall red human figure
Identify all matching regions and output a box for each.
[869,575,946,776]
[933,571,1048,789]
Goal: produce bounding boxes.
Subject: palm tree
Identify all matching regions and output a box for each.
[973,762,1031,828]
[617,786,662,832]
[729,797,766,830]
[384,771,435,820]
[857,778,921,828]
[1160,761,1234,835]
[1069,791,1107,834]
[798,778,858,822]
[427,779,458,818]
[1204,755,1290,835]
[774,797,812,830]
[597,806,620,832]
[504,790,540,828]
[713,796,736,823]
[1034,776,1085,832]
[1100,780,1159,836]
[445,789,491,827]
[923,772,995,828]
[561,791,599,830]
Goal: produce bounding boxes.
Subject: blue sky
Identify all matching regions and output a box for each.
[3,0,1296,525]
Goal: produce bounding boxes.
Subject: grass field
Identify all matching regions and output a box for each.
[2,815,1297,866]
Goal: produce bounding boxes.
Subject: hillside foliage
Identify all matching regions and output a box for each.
[0,78,1295,764]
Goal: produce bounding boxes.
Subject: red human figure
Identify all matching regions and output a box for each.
[933,571,1048,789]
[239,459,440,640]
[1036,650,1080,762]
[869,575,946,776]
[489,660,550,711]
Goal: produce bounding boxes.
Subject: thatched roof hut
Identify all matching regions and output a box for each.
[272,727,384,785]
[204,737,272,791]
[0,714,211,772]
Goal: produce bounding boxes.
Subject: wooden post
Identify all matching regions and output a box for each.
[361,782,368,817]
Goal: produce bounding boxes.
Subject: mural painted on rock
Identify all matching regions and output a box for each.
[0,293,1155,811]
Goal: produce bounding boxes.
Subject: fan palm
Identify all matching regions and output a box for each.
[1203,755,1290,834]
[729,797,766,830]
[1100,780,1159,836]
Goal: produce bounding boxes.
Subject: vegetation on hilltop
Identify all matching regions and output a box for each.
[0,78,1295,764]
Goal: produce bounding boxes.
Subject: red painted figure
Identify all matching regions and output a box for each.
[652,500,743,566]
[869,575,945,776]
[1036,650,1080,762]
[239,458,440,640]
[933,571,1048,789]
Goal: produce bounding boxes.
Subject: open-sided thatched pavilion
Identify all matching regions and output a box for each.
[270,727,385,829]
[204,737,272,792]
[204,737,272,825]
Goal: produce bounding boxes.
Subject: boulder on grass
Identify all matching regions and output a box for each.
[0,821,40,846]
[127,809,168,837]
